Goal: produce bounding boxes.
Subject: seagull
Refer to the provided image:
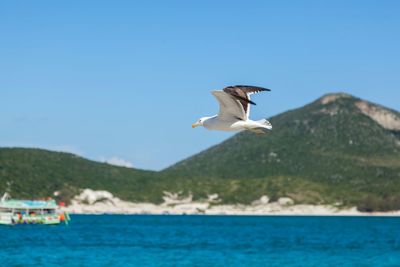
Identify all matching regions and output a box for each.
[192,85,272,134]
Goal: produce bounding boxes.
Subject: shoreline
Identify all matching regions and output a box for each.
[63,189,400,217]
[63,203,400,217]
[64,211,400,217]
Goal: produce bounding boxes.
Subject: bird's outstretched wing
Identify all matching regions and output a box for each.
[211,90,246,121]
[223,85,271,118]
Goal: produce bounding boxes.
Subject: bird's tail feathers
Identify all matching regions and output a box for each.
[257,119,272,130]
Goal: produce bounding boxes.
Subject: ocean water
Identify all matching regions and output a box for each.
[1,215,399,267]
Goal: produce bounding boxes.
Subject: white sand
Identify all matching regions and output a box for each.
[63,189,400,216]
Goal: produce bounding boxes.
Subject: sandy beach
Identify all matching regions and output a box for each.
[62,189,400,216]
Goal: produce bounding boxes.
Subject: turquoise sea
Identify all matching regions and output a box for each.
[1,215,399,267]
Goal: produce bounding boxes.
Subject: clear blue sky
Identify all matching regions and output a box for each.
[1,1,399,170]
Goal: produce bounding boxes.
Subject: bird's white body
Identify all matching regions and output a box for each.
[203,116,270,132]
[192,86,272,134]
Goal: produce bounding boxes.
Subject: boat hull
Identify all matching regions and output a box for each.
[0,212,63,225]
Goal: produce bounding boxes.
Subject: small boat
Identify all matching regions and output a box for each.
[0,193,70,225]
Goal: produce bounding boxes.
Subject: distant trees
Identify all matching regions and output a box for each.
[357,195,400,212]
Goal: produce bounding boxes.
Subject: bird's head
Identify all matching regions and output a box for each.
[192,117,209,128]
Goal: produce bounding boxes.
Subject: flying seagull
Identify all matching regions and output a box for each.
[192,85,272,134]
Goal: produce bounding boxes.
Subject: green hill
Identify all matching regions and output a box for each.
[1,93,400,211]
[164,93,400,211]
[0,148,162,203]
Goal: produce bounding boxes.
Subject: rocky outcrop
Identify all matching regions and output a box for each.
[62,189,396,216]
[355,101,400,131]
[320,93,352,105]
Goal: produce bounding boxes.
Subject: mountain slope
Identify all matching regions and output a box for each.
[164,93,400,209]
[0,148,163,203]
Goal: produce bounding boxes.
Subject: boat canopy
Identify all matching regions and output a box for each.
[0,199,58,210]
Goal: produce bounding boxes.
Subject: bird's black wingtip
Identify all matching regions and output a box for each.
[233,85,271,92]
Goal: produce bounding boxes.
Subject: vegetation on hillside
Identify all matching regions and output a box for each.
[0,148,163,203]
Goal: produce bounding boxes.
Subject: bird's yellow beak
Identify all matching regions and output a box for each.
[192,123,198,128]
